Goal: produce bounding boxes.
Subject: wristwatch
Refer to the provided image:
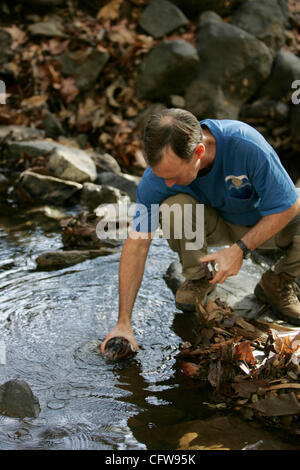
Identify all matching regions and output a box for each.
[235,239,252,259]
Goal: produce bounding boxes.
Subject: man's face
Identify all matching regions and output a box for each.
[151,146,202,187]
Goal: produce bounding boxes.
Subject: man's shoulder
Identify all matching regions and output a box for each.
[202,119,274,154]
[201,119,261,140]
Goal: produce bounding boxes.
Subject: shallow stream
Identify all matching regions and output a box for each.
[0,205,299,450]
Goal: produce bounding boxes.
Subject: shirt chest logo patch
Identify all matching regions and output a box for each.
[225,174,251,191]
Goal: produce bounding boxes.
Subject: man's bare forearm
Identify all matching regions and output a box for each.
[241,197,300,250]
[118,233,152,326]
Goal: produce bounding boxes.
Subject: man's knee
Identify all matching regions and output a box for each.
[161,193,198,208]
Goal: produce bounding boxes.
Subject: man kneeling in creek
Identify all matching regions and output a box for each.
[101,108,300,354]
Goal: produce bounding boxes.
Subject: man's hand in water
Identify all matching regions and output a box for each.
[100,323,139,355]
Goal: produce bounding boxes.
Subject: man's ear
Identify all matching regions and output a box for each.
[195,143,205,159]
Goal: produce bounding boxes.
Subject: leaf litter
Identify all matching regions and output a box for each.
[178,296,300,435]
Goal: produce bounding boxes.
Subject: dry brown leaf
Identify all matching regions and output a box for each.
[4,25,27,49]
[182,362,201,378]
[21,95,48,108]
[59,77,79,104]
[47,39,70,56]
[234,341,255,365]
[97,0,123,20]
[108,21,136,44]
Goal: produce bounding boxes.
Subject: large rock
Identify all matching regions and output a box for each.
[185,81,240,119]
[56,48,110,92]
[230,0,289,50]
[97,172,141,201]
[47,147,97,183]
[196,10,223,28]
[0,380,40,419]
[0,125,45,141]
[139,0,189,39]
[6,139,97,182]
[136,39,199,101]
[42,110,65,138]
[6,139,62,159]
[168,0,246,18]
[20,170,82,204]
[258,51,300,101]
[36,248,118,268]
[185,20,273,119]
[239,99,290,124]
[92,152,122,174]
[81,183,124,210]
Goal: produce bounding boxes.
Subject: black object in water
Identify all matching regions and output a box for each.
[103,336,137,362]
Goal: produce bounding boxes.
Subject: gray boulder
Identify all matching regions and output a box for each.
[47,147,97,183]
[239,99,290,124]
[6,139,61,159]
[168,0,246,18]
[0,380,40,419]
[20,170,82,204]
[0,125,45,141]
[92,152,122,174]
[136,39,199,101]
[185,81,240,120]
[185,20,273,119]
[97,172,141,201]
[230,0,289,50]
[81,183,124,210]
[139,0,189,39]
[42,110,65,138]
[196,10,223,28]
[258,51,300,101]
[56,48,110,92]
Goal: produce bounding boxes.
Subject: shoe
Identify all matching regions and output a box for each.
[175,277,216,312]
[254,269,300,326]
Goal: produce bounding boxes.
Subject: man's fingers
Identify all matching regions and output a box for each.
[210,270,228,284]
[200,254,216,263]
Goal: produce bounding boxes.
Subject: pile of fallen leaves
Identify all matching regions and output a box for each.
[0,0,197,171]
[178,298,300,435]
[59,211,123,249]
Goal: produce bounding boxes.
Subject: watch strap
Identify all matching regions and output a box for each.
[235,239,251,259]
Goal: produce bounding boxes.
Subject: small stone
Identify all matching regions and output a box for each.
[139,0,189,39]
[28,21,68,38]
[287,371,298,381]
[36,248,117,268]
[169,95,185,108]
[47,399,65,410]
[0,380,40,419]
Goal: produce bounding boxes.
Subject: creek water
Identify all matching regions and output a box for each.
[0,204,299,450]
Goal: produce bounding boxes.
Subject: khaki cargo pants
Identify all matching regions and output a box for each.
[160,192,300,280]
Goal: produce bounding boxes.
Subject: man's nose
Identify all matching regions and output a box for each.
[165,179,176,187]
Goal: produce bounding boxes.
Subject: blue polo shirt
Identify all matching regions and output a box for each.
[132,119,298,233]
